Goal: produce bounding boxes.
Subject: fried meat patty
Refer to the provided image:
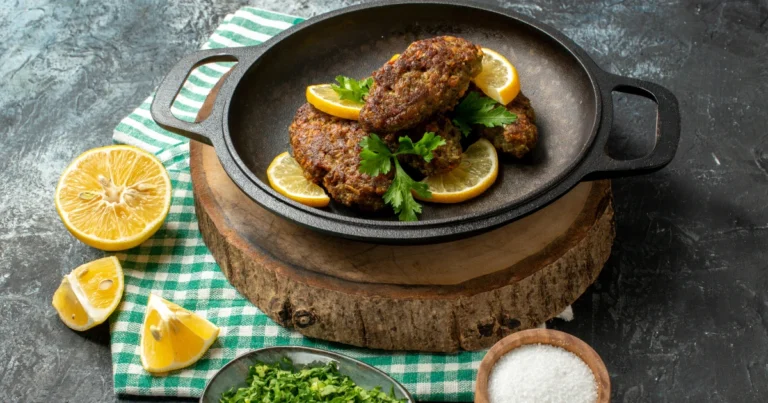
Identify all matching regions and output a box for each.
[289,104,391,211]
[385,115,463,177]
[360,36,483,133]
[470,86,538,158]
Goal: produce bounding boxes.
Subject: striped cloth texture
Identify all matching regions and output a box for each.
[109,7,485,401]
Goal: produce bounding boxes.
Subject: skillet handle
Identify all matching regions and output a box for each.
[586,73,680,179]
[150,47,252,146]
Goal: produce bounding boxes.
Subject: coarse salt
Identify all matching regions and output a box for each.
[488,343,597,403]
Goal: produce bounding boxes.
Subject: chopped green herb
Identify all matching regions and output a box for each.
[331,75,374,103]
[359,134,395,177]
[358,132,445,221]
[220,359,406,403]
[395,131,445,163]
[384,159,431,222]
[452,92,517,136]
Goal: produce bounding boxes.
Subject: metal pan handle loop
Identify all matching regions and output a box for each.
[586,73,681,179]
[150,47,254,146]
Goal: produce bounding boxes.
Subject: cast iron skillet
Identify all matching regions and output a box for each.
[151,0,680,244]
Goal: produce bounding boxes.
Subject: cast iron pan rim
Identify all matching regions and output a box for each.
[200,346,415,402]
[218,0,604,231]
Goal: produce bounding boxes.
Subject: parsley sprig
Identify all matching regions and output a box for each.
[359,132,445,221]
[331,75,374,103]
[452,92,517,136]
[220,359,405,403]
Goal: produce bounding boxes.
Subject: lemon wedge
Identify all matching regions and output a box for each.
[306,84,363,120]
[416,139,499,203]
[140,293,220,374]
[473,48,521,105]
[267,152,330,207]
[52,256,124,331]
[55,145,172,251]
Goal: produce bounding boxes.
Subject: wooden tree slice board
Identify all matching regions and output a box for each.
[189,79,615,352]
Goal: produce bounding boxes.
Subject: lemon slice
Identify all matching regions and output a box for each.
[416,139,499,204]
[306,84,362,120]
[52,256,124,331]
[472,48,521,105]
[55,145,172,251]
[140,293,220,374]
[267,152,330,207]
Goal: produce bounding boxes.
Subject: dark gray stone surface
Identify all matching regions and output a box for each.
[0,0,766,401]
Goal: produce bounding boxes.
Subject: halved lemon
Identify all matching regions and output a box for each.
[52,256,124,331]
[55,145,172,251]
[267,152,330,208]
[306,84,363,120]
[472,47,520,105]
[416,139,499,204]
[140,293,219,374]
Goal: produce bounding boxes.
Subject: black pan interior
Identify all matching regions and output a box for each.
[227,3,598,222]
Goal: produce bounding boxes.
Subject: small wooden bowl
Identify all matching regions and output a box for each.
[475,329,610,403]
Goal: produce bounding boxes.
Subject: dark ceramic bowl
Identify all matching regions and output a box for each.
[152,0,680,244]
[200,347,414,402]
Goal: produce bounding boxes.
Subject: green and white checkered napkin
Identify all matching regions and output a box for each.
[110,7,484,401]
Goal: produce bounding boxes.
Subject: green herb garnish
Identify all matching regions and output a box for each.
[331,75,374,103]
[359,132,445,221]
[452,92,517,136]
[220,359,406,403]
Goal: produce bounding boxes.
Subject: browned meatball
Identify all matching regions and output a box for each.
[471,88,538,158]
[360,36,483,133]
[384,115,463,177]
[289,104,391,211]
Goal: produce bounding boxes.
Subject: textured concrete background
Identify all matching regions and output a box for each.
[1,0,767,402]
